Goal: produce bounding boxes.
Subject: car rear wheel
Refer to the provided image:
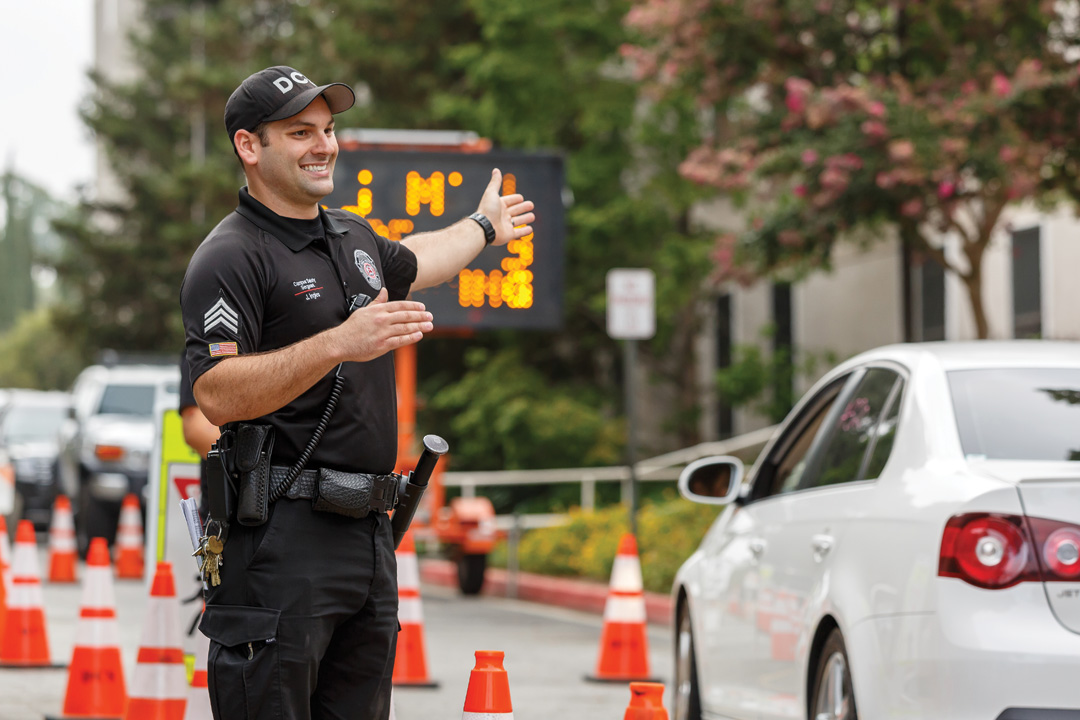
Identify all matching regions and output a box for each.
[674,603,702,720]
[811,629,858,720]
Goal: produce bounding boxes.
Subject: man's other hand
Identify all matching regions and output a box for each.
[477,168,536,247]
[333,289,434,362]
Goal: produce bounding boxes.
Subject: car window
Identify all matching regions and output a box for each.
[97,384,156,417]
[757,376,849,499]
[862,379,904,479]
[1,405,68,444]
[805,368,901,490]
[949,367,1080,461]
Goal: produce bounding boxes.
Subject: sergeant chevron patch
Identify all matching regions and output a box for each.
[204,296,239,334]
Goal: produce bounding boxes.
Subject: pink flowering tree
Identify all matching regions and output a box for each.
[624,1,1080,337]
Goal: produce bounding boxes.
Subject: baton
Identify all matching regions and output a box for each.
[391,434,449,549]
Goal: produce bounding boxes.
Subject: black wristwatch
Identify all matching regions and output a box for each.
[468,212,497,245]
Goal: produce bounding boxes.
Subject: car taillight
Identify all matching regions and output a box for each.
[939,512,1080,589]
[94,444,125,462]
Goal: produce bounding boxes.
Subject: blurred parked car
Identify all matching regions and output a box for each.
[0,390,72,530]
[58,363,179,552]
[673,341,1080,720]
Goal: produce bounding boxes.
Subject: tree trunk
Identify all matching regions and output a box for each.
[959,236,991,339]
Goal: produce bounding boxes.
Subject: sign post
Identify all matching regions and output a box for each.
[606,269,656,537]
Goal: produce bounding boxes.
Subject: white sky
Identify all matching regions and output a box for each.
[1,1,95,200]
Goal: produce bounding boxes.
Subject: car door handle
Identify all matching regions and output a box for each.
[749,538,767,558]
[811,534,834,563]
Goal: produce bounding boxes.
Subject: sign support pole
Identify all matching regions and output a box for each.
[624,338,639,538]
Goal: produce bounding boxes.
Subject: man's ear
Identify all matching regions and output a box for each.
[234,129,260,167]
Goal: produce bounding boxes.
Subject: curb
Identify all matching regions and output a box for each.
[419,559,673,627]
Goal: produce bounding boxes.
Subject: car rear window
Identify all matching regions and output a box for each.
[97,384,156,417]
[948,368,1080,461]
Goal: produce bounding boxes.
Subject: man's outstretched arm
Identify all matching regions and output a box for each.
[403,168,536,291]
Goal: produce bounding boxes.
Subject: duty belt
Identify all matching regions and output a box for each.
[267,466,399,513]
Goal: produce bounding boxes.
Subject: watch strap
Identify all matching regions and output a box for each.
[468,212,497,245]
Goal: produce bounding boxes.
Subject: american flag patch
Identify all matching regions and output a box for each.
[209,342,238,357]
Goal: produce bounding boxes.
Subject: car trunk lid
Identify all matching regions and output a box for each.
[973,461,1080,633]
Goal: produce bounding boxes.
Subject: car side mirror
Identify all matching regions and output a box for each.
[678,456,744,505]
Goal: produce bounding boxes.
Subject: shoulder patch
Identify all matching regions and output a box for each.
[204,296,240,335]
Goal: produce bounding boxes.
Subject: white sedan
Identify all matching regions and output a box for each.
[673,341,1080,720]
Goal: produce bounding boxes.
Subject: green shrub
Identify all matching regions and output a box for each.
[509,490,723,593]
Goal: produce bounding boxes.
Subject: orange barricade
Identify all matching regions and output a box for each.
[586,533,656,683]
[462,650,514,719]
[392,531,438,688]
[124,562,187,720]
[48,495,78,583]
[114,494,145,580]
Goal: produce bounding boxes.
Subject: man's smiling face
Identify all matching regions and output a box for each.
[251,96,338,215]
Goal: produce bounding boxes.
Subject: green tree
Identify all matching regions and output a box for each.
[0,309,87,390]
[58,0,716,473]
[625,1,1080,338]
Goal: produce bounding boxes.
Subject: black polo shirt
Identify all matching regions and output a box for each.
[180,188,418,474]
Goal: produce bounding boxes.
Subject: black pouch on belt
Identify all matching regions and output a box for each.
[234,423,275,527]
[312,468,373,519]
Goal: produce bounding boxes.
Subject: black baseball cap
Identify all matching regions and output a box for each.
[224,66,355,145]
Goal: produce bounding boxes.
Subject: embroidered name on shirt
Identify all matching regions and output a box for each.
[293,277,324,301]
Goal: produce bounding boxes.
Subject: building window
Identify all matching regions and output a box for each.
[1012,227,1042,338]
[903,247,946,342]
[716,293,733,439]
[772,282,794,418]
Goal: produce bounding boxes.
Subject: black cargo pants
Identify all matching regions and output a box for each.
[199,498,398,720]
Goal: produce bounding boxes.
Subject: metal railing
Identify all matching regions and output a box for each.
[442,425,777,512]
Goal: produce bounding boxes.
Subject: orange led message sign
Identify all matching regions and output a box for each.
[327,149,565,331]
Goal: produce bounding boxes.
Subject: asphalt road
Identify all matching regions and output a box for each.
[0,550,674,719]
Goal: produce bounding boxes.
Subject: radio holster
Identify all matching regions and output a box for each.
[206,422,275,527]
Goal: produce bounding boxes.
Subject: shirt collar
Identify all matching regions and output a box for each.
[235,187,347,252]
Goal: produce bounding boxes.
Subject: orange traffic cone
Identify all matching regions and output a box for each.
[392,530,438,688]
[462,650,513,719]
[115,494,144,580]
[183,614,211,720]
[624,682,669,720]
[586,533,656,682]
[48,495,78,583]
[47,537,127,719]
[124,562,187,720]
[0,520,63,667]
[0,515,11,644]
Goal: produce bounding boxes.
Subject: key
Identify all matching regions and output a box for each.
[202,551,221,587]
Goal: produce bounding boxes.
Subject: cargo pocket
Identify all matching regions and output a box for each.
[201,604,281,720]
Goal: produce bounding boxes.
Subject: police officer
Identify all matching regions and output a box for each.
[179,66,535,720]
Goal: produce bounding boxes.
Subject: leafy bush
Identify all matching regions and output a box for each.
[508,490,723,593]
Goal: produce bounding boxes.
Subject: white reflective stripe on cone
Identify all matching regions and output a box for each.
[50,535,77,552]
[130,662,188,700]
[8,580,45,609]
[116,530,142,545]
[74,616,122,647]
[398,596,424,624]
[609,555,643,592]
[462,713,514,719]
[81,567,117,609]
[396,555,421,590]
[602,594,647,623]
[51,513,75,531]
[137,598,185,649]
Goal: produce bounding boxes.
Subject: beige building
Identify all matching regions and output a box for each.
[694,202,1080,441]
